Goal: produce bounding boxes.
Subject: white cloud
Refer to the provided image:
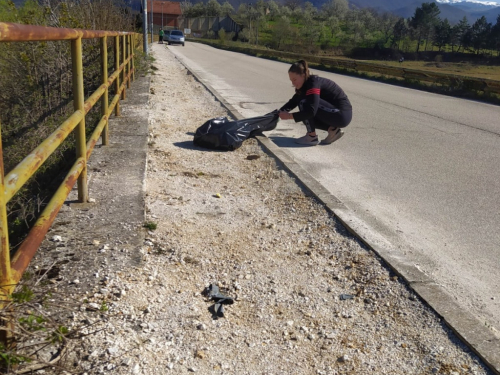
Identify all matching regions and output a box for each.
[436,0,500,5]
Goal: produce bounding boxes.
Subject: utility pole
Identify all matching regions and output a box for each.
[143,0,148,54]
[150,0,154,44]
[162,3,164,29]
[256,12,258,45]
[249,3,252,44]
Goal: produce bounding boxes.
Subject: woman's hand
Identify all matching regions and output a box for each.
[279,111,293,120]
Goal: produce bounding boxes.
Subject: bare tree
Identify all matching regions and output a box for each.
[284,0,302,12]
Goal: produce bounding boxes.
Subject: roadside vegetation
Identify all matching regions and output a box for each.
[0,0,144,251]
[0,0,147,371]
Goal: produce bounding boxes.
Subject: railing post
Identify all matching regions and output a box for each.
[0,121,14,346]
[121,34,127,100]
[71,37,88,203]
[126,35,131,89]
[0,123,12,291]
[100,36,109,146]
[114,35,120,117]
[131,34,135,82]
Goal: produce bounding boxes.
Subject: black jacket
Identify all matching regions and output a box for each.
[280,75,352,123]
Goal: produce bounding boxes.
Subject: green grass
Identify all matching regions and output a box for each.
[143,221,157,231]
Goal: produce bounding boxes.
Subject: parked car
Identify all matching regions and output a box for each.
[167,30,185,46]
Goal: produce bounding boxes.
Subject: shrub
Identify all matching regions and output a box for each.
[219,29,226,43]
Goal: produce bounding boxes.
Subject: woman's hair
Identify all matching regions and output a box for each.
[288,60,310,80]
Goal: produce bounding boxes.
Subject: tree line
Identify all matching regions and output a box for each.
[180,0,500,57]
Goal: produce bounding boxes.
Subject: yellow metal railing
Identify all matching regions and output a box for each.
[0,22,138,300]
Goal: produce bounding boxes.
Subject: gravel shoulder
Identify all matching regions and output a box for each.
[14,43,493,375]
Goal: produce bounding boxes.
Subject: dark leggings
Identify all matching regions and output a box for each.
[299,99,352,133]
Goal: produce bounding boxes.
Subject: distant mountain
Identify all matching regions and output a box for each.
[349,0,417,12]
[350,0,499,24]
[445,1,498,12]
[391,1,434,18]
[433,2,472,22]
[438,1,500,22]
[391,1,470,23]
[469,6,500,22]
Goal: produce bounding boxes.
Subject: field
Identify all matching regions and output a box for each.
[362,59,500,81]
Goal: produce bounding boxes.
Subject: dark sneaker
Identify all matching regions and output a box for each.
[295,134,319,146]
[321,128,344,145]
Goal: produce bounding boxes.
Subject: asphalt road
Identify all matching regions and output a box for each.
[167,42,500,336]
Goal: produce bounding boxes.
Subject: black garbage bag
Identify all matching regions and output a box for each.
[193,111,279,151]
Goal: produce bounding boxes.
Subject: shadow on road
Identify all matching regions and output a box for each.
[268,135,318,148]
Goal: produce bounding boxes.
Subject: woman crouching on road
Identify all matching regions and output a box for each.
[278,60,352,146]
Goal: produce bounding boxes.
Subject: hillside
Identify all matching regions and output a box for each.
[470,6,500,22]
[392,1,470,23]
[349,0,417,11]
[351,0,499,23]
[9,0,499,25]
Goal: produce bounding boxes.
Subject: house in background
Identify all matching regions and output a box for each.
[148,0,182,29]
[178,16,242,37]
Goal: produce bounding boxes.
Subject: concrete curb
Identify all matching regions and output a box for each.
[172,52,500,375]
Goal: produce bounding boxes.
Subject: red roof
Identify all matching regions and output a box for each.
[148,1,182,15]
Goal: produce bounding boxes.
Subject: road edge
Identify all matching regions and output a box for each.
[170,50,500,374]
